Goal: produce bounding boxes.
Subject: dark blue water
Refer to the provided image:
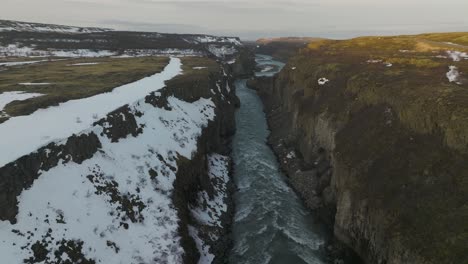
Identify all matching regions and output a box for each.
[229,55,329,264]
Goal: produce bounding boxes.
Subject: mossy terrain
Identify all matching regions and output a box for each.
[258,32,468,264]
[0,57,169,120]
[291,33,468,153]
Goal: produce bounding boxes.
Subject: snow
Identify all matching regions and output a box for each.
[0,57,182,167]
[0,91,216,263]
[291,67,297,70]
[0,60,47,67]
[207,45,237,58]
[0,44,204,58]
[286,151,296,159]
[67,62,100,66]
[318,77,329,85]
[0,22,111,34]
[0,44,115,58]
[195,36,241,46]
[193,67,207,70]
[367,59,383,63]
[447,50,468,62]
[18,82,51,86]
[0,91,43,112]
[189,226,215,264]
[447,65,462,84]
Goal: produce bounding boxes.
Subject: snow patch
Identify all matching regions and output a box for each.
[286,151,296,159]
[18,82,51,86]
[447,51,468,62]
[447,66,462,85]
[318,78,329,85]
[67,62,100,66]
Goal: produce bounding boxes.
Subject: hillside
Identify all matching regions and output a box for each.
[251,32,468,264]
[0,19,255,264]
[0,19,112,34]
[0,19,242,59]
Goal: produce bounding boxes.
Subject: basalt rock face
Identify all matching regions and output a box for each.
[0,57,239,263]
[252,35,468,264]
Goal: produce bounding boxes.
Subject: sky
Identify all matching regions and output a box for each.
[1,0,468,40]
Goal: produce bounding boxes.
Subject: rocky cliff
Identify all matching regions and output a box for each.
[0,55,247,263]
[251,34,468,264]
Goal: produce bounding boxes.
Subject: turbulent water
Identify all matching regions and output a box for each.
[229,55,329,264]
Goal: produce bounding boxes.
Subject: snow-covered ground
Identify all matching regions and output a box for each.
[0,92,216,263]
[0,44,206,58]
[0,58,181,167]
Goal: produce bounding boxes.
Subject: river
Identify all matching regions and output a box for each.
[229,55,330,264]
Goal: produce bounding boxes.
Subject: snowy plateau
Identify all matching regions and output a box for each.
[0,57,235,263]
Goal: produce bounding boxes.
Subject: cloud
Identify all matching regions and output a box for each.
[1,0,468,39]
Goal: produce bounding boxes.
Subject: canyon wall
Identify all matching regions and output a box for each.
[251,37,468,264]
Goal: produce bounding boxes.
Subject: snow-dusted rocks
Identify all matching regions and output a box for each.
[190,154,230,228]
[447,50,468,62]
[318,78,330,85]
[189,154,231,264]
[194,36,242,46]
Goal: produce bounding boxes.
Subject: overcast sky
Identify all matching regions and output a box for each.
[1,0,468,39]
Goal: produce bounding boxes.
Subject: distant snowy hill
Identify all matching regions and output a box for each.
[0,19,111,34]
[0,19,243,59]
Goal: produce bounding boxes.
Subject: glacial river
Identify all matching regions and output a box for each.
[229,55,330,264]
